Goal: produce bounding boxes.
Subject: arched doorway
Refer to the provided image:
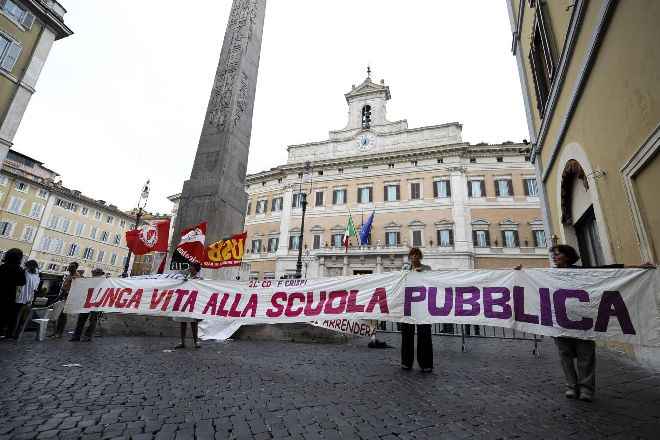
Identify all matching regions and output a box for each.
[560,159,604,266]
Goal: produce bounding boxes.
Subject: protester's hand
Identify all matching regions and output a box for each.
[513,265,523,270]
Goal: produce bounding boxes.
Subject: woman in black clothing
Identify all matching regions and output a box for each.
[400,247,433,372]
[0,248,26,338]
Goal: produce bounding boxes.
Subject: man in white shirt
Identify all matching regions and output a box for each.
[12,260,40,339]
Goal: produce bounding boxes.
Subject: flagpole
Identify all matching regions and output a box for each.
[122,179,150,278]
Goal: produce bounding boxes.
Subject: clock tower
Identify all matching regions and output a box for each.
[342,68,392,132]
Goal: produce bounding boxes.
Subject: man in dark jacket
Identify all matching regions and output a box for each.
[0,248,26,338]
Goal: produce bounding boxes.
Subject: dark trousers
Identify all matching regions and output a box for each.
[12,303,31,339]
[72,312,99,339]
[555,337,596,392]
[401,323,433,369]
[55,312,68,336]
[0,301,16,337]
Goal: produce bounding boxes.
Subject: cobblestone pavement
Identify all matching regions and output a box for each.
[1,332,660,440]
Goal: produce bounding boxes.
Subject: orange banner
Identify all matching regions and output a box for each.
[203,231,247,269]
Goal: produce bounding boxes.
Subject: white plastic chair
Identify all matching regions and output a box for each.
[33,300,64,342]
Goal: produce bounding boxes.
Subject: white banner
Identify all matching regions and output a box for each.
[65,269,660,346]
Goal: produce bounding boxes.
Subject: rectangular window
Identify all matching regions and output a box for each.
[533,230,546,248]
[467,180,485,198]
[83,247,94,260]
[529,2,557,115]
[120,219,126,228]
[75,222,85,236]
[472,230,490,248]
[385,231,400,247]
[38,235,51,251]
[47,263,58,272]
[524,178,539,197]
[495,179,513,197]
[433,180,451,198]
[95,211,101,220]
[255,200,267,214]
[60,218,70,233]
[313,234,321,249]
[289,235,301,251]
[271,197,283,212]
[106,215,114,224]
[315,191,324,207]
[7,196,24,214]
[412,230,422,247]
[29,202,44,219]
[502,230,519,248]
[67,243,79,257]
[0,221,13,237]
[113,234,121,245]
[251,239,262,254]
[332,189,347,205]
[357,187,372,204]
[101,231,109,242]
[384,184,400,202]
[410,183,421,200]
[292,193,305,208]
[110,253,117,265]
[332,233,343,248]
[97,250,105,263]
[268,237,279,253]
[437,229,454,247]
[48,215,59,230]
[81,207,89,215]
[90,227,97,240]
[56,198,78,212]
[51,238,63,254]
[0,36,21,72]
[37,188,49,199]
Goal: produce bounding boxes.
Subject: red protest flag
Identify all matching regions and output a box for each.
[125,219,170,256]
[170,222,207,270]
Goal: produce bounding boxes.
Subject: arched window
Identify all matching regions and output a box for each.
[361,105,371,129]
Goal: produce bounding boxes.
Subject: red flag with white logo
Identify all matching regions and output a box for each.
[125,220,170,255]
[170,222,207,270]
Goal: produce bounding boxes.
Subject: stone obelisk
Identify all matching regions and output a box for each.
[171,0,267,270]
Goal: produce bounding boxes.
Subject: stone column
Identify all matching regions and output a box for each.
[376,255,383,273]
[277,185,294,257]
[171,0,267,269]
[342,255,349,276]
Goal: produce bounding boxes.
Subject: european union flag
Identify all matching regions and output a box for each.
[359,211,375,245]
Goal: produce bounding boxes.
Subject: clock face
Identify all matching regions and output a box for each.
[357,134,375,151]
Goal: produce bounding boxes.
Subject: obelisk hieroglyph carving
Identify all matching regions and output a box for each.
[171,0,266,270]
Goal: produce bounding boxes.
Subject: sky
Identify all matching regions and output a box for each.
[13,1,529,215]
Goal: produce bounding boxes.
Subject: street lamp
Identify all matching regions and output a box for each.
[122,179,150,277]
[294,162,312,279]
[303,249,311,278]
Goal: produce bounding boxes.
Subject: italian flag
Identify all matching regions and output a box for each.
[343,213,359,251]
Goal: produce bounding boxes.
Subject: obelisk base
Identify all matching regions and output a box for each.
[233,323,350,343]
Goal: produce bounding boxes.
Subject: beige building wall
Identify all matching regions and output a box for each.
[508,0,660,368]
[0,0,72,162]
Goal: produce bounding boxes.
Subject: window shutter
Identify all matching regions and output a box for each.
[396,185,400,201]
[357,189,362,204]
[523,180,530,196]
[495,180,500,196]
[480,181,486,197]
[289,236,293,249]
[448,229,454,246]
[508,180,514,196]
[342,189,347,204]
[396,232,400,245]
[446,180,452,197]
[332,191,337,205]
[1,42,22,72]
[383,185,388,201]
[21,11,35,29]
[501,231,507,247]
[433,181,438,198]
[514,231,520,247]
[271,199,276,211]
[368,187,373,202]
[467,182,472,198]
[472,231,478,246]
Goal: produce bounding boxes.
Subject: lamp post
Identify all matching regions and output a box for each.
[122,179,150,277]
[294,162,312,279]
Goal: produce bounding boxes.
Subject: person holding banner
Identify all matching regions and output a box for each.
[52,262,80,338]
[173,262,202,349]
[70,268,105,342]
[400,247,433,372]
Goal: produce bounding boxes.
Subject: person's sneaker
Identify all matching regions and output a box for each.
[401,364,412,370]
[174,343,186,349]
[194,342,201,349]
[421,368,433,373]
[579,388,594,402]
[565,388,578,399]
